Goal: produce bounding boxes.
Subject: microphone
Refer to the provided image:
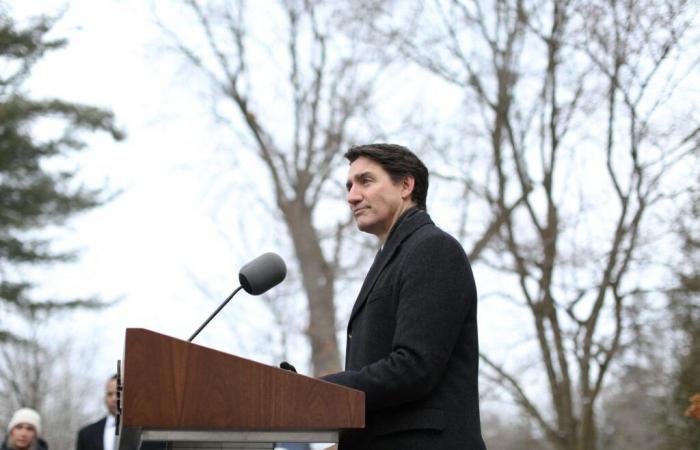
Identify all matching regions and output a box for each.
[188,252,287,342]
[239,252,287,295]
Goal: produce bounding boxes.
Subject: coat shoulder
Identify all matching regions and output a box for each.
[403,221,467,260]
[78,417,106,436]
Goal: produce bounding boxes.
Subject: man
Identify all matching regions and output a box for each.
[76,375,118,450]
[322,144,486,449]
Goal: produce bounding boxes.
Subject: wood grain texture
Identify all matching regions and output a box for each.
[121,328,364,430]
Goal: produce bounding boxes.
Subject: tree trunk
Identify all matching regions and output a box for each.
[280,198,341,376]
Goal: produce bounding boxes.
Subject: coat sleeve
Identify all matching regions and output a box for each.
[322,233,475,411]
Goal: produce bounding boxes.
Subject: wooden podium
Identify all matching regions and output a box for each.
[117,328,364,450]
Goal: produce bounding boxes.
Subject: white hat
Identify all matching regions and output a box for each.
[7,408,41,435]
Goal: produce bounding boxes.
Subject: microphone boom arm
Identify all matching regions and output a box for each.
[188,285,244,342]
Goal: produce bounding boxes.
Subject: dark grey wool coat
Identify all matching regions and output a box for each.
[322,208,486,450]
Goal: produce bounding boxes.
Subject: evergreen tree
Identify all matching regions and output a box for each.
[662,175,700,450]
[0,6,124,342]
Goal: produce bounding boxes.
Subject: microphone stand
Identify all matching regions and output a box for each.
[188,286,244,342]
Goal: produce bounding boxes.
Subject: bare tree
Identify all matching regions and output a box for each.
[480,410,553,450]
[595,162,699,450]
[352,1,700,449]
[0,318,100,450]
[156,0,387,375]
[660,166,700,449]
[597,360,669,450]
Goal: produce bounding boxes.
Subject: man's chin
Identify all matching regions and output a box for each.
[355,219,379,236]
[354,216,369,228]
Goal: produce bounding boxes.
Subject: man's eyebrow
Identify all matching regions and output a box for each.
[346,171,373,189]
[354,171,374,180]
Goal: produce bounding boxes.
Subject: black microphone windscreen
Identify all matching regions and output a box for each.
[238,252,287,295]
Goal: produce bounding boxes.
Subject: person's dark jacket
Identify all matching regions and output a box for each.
[1,436,49,450]
[322,208,486,450]
[77,417,166,450]
[76,417,106,450]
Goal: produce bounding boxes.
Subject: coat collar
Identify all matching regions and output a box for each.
[348,208,432,324]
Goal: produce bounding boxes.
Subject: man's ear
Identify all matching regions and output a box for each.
[401,176,415,200]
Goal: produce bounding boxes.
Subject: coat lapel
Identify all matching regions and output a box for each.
[348,209,432,324]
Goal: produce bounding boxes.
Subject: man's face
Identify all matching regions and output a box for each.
[105,378,118,416]
[346,156,414,240]
[10,423,36,450]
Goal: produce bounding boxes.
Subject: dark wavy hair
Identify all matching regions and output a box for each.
[344,143,429,210]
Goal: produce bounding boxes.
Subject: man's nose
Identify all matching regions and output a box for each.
[347,186,362,204]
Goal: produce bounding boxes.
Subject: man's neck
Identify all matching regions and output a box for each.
[378,203,417,244]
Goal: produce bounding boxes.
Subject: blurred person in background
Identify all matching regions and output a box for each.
[1,408,47,450]
[76,375,118,450]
